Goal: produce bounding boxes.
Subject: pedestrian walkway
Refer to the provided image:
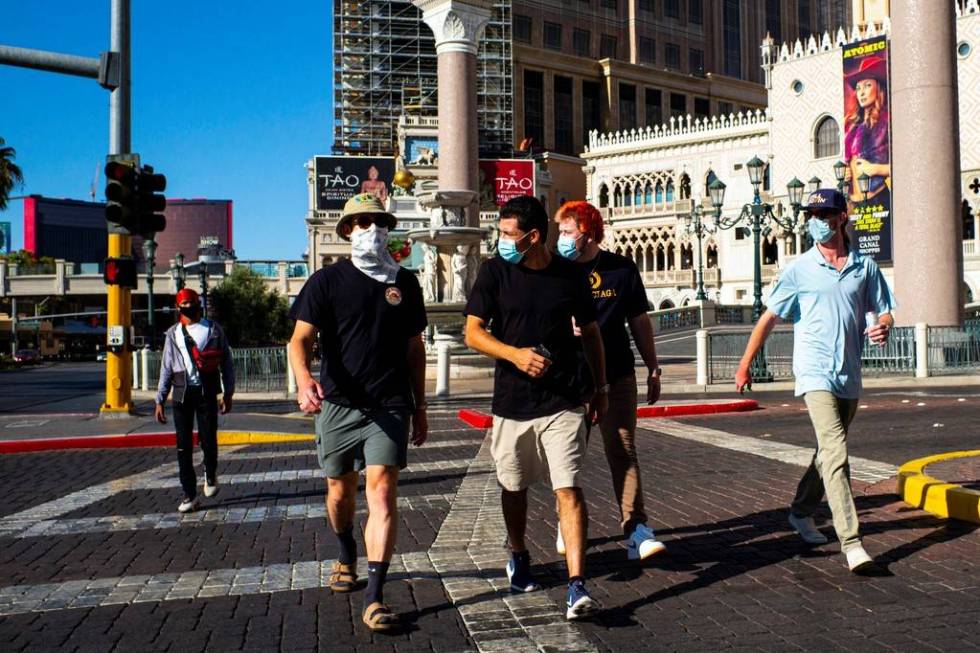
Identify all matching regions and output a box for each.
[0,406,977,651]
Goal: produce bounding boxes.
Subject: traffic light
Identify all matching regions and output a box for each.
[103,256,138,287]
[105,160,139,234]
[137,165,167,237]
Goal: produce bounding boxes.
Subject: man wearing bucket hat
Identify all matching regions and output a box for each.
[734,189,895,574]
[288,193,428,632]
[155,287,235,514]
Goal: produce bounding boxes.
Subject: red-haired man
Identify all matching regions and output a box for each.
[554,200,666,560]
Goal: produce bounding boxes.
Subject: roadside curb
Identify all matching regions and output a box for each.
[898,450,980,524]
[457,398,759,429]
[0,430,312,454]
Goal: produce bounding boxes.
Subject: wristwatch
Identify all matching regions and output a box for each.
[648,367,662,379]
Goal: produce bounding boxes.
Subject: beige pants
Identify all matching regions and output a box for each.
[491,407,587,491]
[598,374,648,534]
[791,391,861,551]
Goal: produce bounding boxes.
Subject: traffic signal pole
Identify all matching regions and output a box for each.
[102,0,134,416]
[1,0,135,416]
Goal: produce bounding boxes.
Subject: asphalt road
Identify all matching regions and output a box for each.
[0,362,111,415]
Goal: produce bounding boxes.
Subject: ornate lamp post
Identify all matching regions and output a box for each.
[807,175,822,195]
[170,252,186,291]
[142,239,157,349]
[713,156,809,382]
[683,179,726,301]
[833,160,847,193]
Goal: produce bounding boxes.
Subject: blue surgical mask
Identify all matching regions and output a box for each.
[557,234,583,261]
[498,232,531,264]
[807,218,835,244]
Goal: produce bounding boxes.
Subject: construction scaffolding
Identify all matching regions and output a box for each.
[333,0,513,157]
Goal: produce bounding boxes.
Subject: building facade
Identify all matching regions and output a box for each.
[583,1,980,309]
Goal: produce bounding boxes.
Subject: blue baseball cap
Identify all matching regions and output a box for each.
[804,189,847,213]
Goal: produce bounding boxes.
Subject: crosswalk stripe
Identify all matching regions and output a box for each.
[639,418,898,482]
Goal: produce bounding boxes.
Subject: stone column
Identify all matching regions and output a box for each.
[415,0,491,228]
[891,2,962,326]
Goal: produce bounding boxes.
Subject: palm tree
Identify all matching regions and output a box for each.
[0,137,25,212]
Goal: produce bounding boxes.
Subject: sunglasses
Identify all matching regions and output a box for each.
[351,215,388,230]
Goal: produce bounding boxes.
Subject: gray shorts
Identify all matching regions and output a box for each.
[315,402,410,478]
[491,407,587,491]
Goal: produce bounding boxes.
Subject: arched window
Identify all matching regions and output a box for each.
[614,187,622,207]
[762,237,778,265]
[598,184,609,208]
[666,180,675,203]
[814,116,840,158]
[644,182,653,204]
[634,185,643,206]
[624,184,633,206]
[706,245,718,268]
[705,169,718,188]
[655,181,664,204]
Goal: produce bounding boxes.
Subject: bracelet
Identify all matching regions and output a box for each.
[648,368,662,377]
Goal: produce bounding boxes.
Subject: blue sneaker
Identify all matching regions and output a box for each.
[506,555,541,593]
[565,579,598,620]
[627,523,667,560]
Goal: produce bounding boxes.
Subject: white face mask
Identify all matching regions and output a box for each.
[351,224,389,259]
[350,224,399,283]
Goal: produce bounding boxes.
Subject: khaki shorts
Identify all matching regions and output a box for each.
[491,407,587,491]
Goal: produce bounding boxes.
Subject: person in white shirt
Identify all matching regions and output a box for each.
[155,288,235,513]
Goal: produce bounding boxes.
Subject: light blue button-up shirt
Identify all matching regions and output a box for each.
[766,246,896,399]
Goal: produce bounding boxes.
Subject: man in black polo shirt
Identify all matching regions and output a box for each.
[464,196,608,621]
[287,193,428,633]
[554,201,667,561]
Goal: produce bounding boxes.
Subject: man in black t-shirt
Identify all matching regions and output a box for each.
[287,193,428,633]
[554,201,667,562]
[464,196,608,621]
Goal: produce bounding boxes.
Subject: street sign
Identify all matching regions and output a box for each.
[107,325,125,348]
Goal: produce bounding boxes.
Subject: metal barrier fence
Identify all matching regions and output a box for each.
[137,347,289,394]
[706,326,918,384]
[860,326,916,375]
[927,325,980,375]
[707,330,795,384]
[652,306,700,332]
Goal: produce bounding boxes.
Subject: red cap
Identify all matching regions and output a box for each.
[175,288,200,305]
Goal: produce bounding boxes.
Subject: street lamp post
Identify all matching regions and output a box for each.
[833,160,847,193]
[683,179,726,301]
[713,156,809,382]
[142,239,157,349]
[170,252,186,292]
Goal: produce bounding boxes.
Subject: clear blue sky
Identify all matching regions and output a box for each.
[0,2,332,260]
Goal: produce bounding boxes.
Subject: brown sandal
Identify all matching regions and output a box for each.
[362,602,398,632]
[328,561,357,592]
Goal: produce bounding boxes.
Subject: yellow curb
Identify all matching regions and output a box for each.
[217,430,313,446]
[898,450,980,524]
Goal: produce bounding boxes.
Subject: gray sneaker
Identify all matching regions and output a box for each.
[788,513,828,545]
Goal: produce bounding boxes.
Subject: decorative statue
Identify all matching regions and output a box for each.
[451,245,469,302]
[466,245,482,294]
[421,243,439,303]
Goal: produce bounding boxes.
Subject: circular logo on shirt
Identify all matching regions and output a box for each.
[590,271,602,289]
[385,287,403,306]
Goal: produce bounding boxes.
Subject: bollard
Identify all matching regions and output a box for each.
[434,334,454,397]
[696,329,709,386]
[141,348,150,391]
[132,350,140,390]
[915,322,929,378]
[286,347,297,396]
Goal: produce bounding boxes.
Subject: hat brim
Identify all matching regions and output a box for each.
[335,212,398,241]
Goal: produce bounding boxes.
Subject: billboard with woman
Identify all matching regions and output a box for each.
[843,36,892,261]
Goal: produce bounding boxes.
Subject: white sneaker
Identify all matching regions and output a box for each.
[556,528,566,556]
[178,497,199,513]
[627,524,667,560]
[788,513,828,545]
[845,545,874,572]
[203,477,219,498]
